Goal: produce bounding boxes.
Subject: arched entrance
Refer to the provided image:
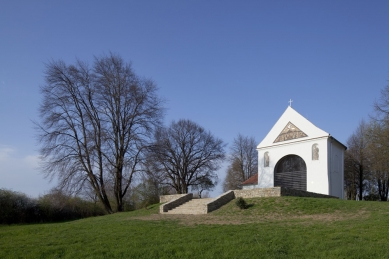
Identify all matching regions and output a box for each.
[274,155,307,191]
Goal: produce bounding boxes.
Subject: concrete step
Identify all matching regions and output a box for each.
[165,198,214,215]
[167,209,205,215]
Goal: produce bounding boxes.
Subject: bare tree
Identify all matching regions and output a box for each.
[344,151,358,200]
[150,119,225,194]
[374,82,389,117]
[192,176,217,198]
[344,120,370,200]
[222,134,258,191]
[223,159,245,191]
[37,53,164,213]
[365,121,389,201]
[343,81,389,201]
[369,83,389,200]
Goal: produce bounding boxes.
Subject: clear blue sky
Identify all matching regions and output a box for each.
[1,1,389,197]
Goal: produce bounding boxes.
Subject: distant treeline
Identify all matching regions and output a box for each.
[0,189,106,224]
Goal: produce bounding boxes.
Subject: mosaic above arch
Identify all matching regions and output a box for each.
[274,122,308,143]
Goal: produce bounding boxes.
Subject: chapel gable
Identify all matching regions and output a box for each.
[274,122,308,143]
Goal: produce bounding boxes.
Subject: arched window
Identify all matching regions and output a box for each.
[264,152,269,167]
[274,155,307,191]
[312,144,319,160]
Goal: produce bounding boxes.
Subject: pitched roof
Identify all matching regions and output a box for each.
[242,173,258,185]
[257,106,330,149]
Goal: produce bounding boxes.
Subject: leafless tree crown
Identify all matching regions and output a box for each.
[150,119,225,194]
[37,54,164,213]
[345,82,389,201]
[223,134,258,192]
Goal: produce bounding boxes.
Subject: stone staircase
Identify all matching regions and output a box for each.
[165,198,214,214]
[160,188,337,215]
[160,191,235,214]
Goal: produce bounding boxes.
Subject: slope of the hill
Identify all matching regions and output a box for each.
[1,198,389,259]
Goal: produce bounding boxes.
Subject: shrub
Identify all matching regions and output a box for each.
[0,189,40,224]
[0,188,106,224]
[363,193,380,201]
[235,197,247,209]
[37,189,106,222]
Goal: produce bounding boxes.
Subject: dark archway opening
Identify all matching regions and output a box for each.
[274,155,307,191]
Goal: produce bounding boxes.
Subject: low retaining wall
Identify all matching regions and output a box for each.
[234,187,337,199]
[234,187,281,198]
[160,194,188,203]
[206,190,235,213]
[159,193,193,213]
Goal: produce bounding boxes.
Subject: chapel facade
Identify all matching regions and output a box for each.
[243,106,346,199]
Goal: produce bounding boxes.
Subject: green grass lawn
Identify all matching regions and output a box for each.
[1,197,389,259]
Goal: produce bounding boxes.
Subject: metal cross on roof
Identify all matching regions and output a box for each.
[288,99,293,107]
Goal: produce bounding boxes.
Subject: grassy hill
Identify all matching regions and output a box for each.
[1,197,389,258]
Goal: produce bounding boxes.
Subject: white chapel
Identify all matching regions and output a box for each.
[243,105,346,199]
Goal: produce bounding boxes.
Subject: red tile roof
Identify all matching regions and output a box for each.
[241,173,258,185]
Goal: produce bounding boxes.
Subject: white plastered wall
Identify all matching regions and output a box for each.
[328,139,345,198]
[257,137,329,195]
[242,184,258,190]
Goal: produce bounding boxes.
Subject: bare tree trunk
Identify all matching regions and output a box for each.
[377,177,389,201]
[359,164,364,200]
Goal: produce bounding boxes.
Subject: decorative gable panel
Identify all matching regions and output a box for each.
[274,122,308,143]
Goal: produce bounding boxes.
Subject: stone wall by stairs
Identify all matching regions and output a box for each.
[234,187,338,199]
[206,190,235,213]
[160,193,193,213]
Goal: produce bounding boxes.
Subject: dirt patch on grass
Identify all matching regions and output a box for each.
[130,209,370,225]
